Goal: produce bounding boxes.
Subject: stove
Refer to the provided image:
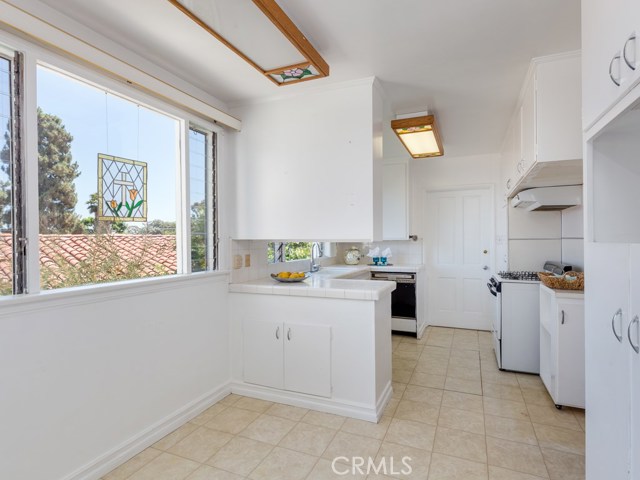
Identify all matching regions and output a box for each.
[497,271,540,282]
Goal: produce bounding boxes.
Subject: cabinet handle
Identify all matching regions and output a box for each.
[628,315,640,354]
[612,308,623,342]
[610,54,622,86]
[275,326,280,340]
[623,35,636,71]
[506,179,511,189]
[561,310,565,325]
[287,328,292,341]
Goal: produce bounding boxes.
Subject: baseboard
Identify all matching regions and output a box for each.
[230,381,384,423]
[62,382,232,480]
[375,381,393,421]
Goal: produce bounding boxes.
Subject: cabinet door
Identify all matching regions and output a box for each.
[582,0,636,128]
[536,55,582,162]
[243,319,284,389]
[585,242,631,480]
[539,286,554,396]
[284,323,331,397]
[556,299,585,408]
[629,245,640,480]
[382,163,409,240]
[520,75,535,173]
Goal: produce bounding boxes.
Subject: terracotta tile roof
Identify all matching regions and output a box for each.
[0,233,177,289]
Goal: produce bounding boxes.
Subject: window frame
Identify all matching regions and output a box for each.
[0,29,224,297]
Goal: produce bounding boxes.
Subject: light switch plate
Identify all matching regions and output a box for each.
[233,255,243,269]
[244,254,251,267]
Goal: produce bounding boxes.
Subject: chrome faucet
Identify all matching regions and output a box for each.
[310,242,321,272]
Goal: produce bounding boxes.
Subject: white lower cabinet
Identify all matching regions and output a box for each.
[630,245,640,480]
[242,318,331,397]
[585,242,631,480]
[539,285,584,408]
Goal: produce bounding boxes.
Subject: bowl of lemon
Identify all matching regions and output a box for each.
[271,271,309,283]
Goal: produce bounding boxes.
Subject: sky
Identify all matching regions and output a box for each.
[37,66,179,222]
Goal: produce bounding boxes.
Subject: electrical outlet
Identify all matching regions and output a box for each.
[233,255,243,269]
[244,254,251,267]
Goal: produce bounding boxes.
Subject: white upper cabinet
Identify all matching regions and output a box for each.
[382,161,409,240]
[582,0,640,129]
[503,53,582,197]
[232,79,385,241]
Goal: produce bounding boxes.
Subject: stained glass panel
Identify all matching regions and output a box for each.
[97,154,147,222]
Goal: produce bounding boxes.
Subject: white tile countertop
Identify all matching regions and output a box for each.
[229,264,424,300]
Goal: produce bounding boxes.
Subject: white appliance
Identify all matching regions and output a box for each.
[511,185,582,211]
[488,262,574,373]
[489,271,541,373]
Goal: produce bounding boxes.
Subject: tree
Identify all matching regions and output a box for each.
[37,107,82,233]
[190,200,206,271]
[0,120,12,231]
[84,192,125,234]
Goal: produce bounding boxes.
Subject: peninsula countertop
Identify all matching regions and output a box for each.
[229,264,424,300]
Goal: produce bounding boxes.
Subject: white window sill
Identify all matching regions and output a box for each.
[0,270,230,315]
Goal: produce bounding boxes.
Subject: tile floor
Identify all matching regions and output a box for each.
[102,327,585,480]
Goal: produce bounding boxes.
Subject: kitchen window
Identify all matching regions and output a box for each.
[0,40,220,296]
[267,241,316,263]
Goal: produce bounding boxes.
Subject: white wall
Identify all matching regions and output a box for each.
[0,7,236,480]
[507,204,584,271]
[0,275,231,480]
[231,79,383,241]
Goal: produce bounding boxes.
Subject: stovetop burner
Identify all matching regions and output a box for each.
[497,270,540,281]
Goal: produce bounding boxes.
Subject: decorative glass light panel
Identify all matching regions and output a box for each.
[391,115,444,158]
[97,154,147,222]
[170,0,329,86]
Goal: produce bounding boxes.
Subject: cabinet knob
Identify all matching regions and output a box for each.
[611,308,623,342]
[628,315,639,354]
[609,54,622,86]
[623,35,637,71]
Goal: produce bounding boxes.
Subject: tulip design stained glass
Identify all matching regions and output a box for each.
[268,64,320,84]
[97,154,147,222]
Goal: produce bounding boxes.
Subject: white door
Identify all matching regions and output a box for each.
[243,318,284,389]
[585,242,631,480]
[284,323,331,397]
[424,188,493,330]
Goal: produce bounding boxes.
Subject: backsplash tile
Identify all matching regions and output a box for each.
[230,240,337,283]
[336,240,424,266]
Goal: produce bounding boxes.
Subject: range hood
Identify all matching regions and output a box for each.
[511,186,582,211]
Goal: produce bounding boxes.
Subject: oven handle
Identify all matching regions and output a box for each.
[487,282,497,297]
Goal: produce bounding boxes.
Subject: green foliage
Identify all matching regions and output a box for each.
[127,219,176,235]
[0,119,13,232]
[37,108,83,233]
[190,199,206,272]
[285,242,312,261]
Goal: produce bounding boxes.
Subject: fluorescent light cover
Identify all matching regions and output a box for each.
[398,129,440,156]
[390,114,444,158]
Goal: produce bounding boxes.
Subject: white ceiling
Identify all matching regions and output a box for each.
[36,0,581,157]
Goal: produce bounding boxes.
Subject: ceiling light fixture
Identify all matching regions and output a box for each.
[169,0,329,86]
[391,113,444,158]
